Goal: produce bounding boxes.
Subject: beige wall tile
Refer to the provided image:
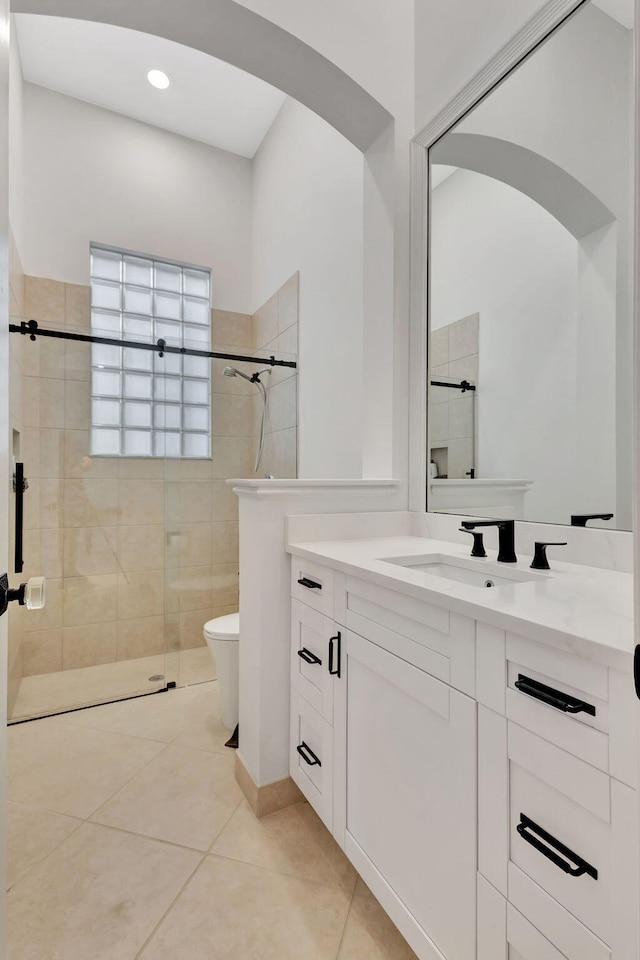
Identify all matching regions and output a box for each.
[117,570,164,620]
[65,283,91,328]
[210,437,254,479]
[178,608,211,650]
[430,402,448,443]
[269,427,297,478]
[448,354,478,384]
[163,458,212,480]
[63,380,91,431]
[63,337,91,382]
[63,479,119,528]
[23,338,65,380]
[117,525,165,573]
[23,578,63,634]
[118,479,164,525]
[177,566,212,612]
[210,309,253,347]
[63,430,118,480]
[211,481,238,522]
[24,378,65,430]
[63,575,118,626]
[430,327,449,367]
[24,276,65,326]
[211,521,239,564]
[447,438,475,479]
[166,522,212,567]
[22,629,63,676]
[211,564,239,608]
[165,480,212,524]
[118,458,164,480]
[24,528,64,579]
[268,377,297,432]
[35,479,63,530]
[252,294,278,348]
[62,622,118,670]
[277,272,299,334]
[429,363,451,404]
[448,396,475,440]
[63,527,118,577]
[448,312,479,362]
[117,616,165,661]
[211,394,254,438]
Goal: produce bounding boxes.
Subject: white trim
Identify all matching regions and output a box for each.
[408,0,589,513]
[228,478,403,500]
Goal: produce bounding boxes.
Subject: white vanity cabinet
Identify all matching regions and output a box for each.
[287,549,638,960]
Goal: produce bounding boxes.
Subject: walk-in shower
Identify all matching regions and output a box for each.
[7,269,299,723]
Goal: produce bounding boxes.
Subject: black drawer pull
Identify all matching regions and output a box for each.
[297,577,322,590]
[515,674,596,717]
[329,631,341,678]
[296,741,321,766]
[517,814,598,880]
[297,647,322,666]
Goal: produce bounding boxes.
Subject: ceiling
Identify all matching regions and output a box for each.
[14,14,288,159]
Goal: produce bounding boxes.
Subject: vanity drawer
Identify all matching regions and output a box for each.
[479,715,638,956]
[507,723,638,954]
[344,576,475,696]
[477,873,611,960]
[290,691,333,830]
[505,633,636,786]
[290,599,337,724]
[291,557,335,617]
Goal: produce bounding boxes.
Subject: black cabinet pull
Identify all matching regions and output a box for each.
[634,646,640,700]
[297,647,322,666]
[297,577,322,590]
[329,632,341,678]
[517,814,597,880]
[514,674,595,717]
[296,741,321,766]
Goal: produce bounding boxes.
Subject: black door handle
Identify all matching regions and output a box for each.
[14,462,27,574]
[328,632,341,678]
[517,814,597,880]
[297,647,321,665]
[514,675,595,716]
[297,577,322,590]
[296,741,321,766]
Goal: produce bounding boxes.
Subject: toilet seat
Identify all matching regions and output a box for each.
[203,612,239,642]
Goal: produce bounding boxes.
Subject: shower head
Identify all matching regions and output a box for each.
[222,365,253,383]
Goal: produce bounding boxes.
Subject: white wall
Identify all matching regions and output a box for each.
[22,83,253,312]
[252,98,365,479]
[9,23,24,255]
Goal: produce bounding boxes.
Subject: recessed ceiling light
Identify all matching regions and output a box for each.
[147,69,171,90]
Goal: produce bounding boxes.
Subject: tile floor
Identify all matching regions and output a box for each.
[11,646,215,720]
[7,678,418,959]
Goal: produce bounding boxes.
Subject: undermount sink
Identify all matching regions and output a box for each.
[378,553,546,589]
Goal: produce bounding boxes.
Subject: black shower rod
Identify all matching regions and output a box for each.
[9,319,297,369]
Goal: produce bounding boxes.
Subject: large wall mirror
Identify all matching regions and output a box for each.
[426,0,634,530]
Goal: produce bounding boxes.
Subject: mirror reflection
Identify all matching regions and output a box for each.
[427,0,634,529]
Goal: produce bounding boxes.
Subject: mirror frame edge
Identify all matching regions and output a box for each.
[407,0,634,528]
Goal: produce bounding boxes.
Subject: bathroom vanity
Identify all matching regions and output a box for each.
[286,532,637,960]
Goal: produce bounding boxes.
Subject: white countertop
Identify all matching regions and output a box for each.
[287,536,634,667]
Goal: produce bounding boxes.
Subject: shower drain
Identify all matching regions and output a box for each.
[148,674,165,682]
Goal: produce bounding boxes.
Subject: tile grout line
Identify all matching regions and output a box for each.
[131,851,208,960]
[333,872,358,960]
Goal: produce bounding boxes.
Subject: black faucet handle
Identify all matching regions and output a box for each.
[531,541,567,571]
[458,528,487,558]
[570,513,613,527]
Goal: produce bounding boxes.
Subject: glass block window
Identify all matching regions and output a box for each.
[90,244,212,458]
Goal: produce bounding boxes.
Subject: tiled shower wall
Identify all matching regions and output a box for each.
[9,271,298,681]
[429,312,478,479]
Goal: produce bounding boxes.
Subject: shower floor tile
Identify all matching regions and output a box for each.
[10,646,215,721]
[7,679,417,960]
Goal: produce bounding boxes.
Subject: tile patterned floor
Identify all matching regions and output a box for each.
[7,680,418,960]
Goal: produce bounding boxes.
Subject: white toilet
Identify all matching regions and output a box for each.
[203,612,239,731]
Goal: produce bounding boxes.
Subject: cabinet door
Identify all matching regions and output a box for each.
[339,629,477,960]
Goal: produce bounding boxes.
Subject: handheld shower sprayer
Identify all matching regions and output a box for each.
[221,366,271,472]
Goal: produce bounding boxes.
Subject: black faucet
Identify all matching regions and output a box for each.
[460,519,517,563]
[570,513,613,527]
